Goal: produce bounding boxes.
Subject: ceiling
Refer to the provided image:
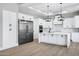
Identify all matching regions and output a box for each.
[18,3,79,19]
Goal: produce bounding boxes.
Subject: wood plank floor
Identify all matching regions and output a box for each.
[0,40,79,56]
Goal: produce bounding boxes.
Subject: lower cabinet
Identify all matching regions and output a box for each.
[72,32,79,42]
[49,34,66,45]
[39,34,67,45]
[39,34,49,43]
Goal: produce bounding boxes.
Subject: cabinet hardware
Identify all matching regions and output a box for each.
[9,24,12,27]
[43,34,45,36]
[61,35,63,37]
[51,34,53,36]
[9,28,12,31]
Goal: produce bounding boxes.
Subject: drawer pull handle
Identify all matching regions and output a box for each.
[61,35,63,37]
[51,34,53,36]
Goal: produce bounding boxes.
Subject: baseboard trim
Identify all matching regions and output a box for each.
[0,43,18,51]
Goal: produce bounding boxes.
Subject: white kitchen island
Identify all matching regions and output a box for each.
[39,32,71,48]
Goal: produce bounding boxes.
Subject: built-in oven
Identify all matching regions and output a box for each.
[39,25,43,33]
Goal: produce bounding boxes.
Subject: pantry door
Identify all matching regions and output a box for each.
[3,10,17,49]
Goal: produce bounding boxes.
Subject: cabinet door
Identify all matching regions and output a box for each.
[3,10,17,49]
[43,34,49,42]
[75,16,79,28]
[49,34,56,44]
[63,18,69,28]
[63,18,74,28]
[50,35,57,44]
[9,11,17,45]
[72,33,79,42]
[40,34,45,42]
[49,34,66,45]
[3,10,10,48]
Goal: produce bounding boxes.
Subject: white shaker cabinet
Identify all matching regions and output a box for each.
[2,10,18,50]
[39,19,44,25]
[39,34,43,42]
[72,32,79,42]
[44,22,52,28]
[18,13,33,21]
[63,16,79,28]
[74,16,79,28]
[63,17,74,28]
[39,34,49,43]
[49,34,66,45]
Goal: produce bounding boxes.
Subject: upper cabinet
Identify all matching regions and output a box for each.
[44,21,52,28]
[39,19,45,25]
[63,15,79,28]
[74,16,79,28]
[63,17,74,28]
[38,19,52,29]
[18,13,33,21]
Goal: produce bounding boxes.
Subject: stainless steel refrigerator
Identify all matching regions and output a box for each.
[18,20,33,45]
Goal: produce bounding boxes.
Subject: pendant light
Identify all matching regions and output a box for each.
[46,4,51,22]
[59,3,64,21]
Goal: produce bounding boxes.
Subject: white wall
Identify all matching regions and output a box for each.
[0,5,2,48]
[33,18,39,39]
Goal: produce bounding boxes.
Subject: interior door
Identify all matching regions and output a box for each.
[9,11,17,46]
[3,10,17,49]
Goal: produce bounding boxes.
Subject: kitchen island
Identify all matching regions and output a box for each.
[39,32,71,48]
